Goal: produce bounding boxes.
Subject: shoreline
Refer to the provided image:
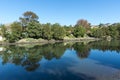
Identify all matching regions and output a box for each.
[0,37,100,45]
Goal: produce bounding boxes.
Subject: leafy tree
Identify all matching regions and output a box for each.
[109,25,119,39]
[64,25,74,36]
[11,22,22,35]
[42,23,53,40]
[26,21,42,39]
[0,25,7,37]
[112,23,120,38]
[19,11,39,30]
[91,28,103,38]
[5,22,23,42]
[101,27,110,36]
[117,26,120,38]
[73,26,86,37]
[52,23,66,40]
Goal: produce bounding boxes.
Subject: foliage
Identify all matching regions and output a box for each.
[108,25,119,39]
[64,25,74,36]
[19,11,39,30]
[0,25,7,37]
[42,23,53,40]
[91,28,104,38]
[52,23,66,40]
[11,22,22,38]
[26,21,42,39]
[1,11,120,42]
[6,22,23,42]
[73,26,86,37]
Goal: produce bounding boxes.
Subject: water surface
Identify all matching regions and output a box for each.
[0,40,120,80]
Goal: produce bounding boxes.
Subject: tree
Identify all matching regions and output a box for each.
[42,23,53,40]
[52,23,66,40]
[109,25,119,39]
[73,26,86,37]
[26,21,42,39]
[11,22,22,33]
[91,28,104,38]
[0,24,7,37]
[19,11,39,30]
[5,22,23,42]
[112,23,120,38]
[64,25,74,36]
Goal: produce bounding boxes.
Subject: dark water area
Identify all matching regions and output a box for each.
[0,40,120,80]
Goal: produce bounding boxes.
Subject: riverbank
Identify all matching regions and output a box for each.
[0,37,100,45]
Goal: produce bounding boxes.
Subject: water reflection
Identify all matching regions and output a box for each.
[0,40,120,80]
[0,43,67,72]
[72,42,90,59]
[90,40,120,53]
[0,40,120,72]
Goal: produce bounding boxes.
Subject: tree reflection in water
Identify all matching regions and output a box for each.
[90,40,120,53]
[0,40,120,72]
[72,42,90,59]
[0,43,66,72]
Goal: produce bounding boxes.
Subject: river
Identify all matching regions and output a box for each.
[0,40,120,80]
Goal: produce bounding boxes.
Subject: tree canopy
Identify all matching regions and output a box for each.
[19,11,39,29]
[0,11,120,43]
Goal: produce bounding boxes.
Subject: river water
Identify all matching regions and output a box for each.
[0,40,120,80]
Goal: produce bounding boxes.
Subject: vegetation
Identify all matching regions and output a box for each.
[52,23,66,40]
[0,11,120,43]
[90,23,120,39]
[73,26,86,37]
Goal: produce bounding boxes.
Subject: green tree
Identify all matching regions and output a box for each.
[73,26,86,37]
[42,23,53,40]
[109,25,119,39]
[6,22,23,42]
[91,28,104,38]
[0,25,7,37]
[19,11,39,30]
[112,23,120,38]
[11,22,22,34]
[26,21,42,39]
[101,27,110,36]
[117,26,120,38]
[52,23,66,40]
[64,25,74,36]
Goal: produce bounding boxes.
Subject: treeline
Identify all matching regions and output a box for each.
[0,11,120,42]
[90,23,120,39]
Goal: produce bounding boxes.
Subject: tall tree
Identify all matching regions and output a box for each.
[19,11,39,30]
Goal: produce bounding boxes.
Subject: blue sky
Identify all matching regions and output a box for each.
[0,0,120,25]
